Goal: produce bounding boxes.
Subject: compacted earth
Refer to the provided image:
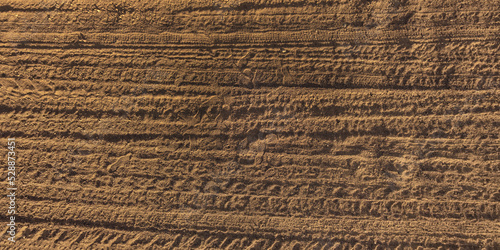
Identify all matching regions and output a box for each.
[0,0,499,249]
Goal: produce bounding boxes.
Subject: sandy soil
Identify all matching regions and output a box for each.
[0,0,499,249]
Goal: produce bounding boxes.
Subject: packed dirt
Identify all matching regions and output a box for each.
[0,0,499,249]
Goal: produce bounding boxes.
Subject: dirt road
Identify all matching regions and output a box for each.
[0,0,499,249]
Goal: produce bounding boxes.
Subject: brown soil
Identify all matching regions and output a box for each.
[0,0,499,249]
